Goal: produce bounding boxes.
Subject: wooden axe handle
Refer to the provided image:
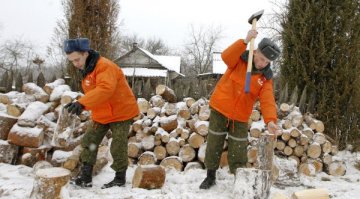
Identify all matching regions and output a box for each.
[244,18,258,94]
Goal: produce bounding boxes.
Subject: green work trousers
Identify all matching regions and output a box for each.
[204,108,248,174]
[80,120,131,172]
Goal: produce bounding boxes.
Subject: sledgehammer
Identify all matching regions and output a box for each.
[244,10,264,94]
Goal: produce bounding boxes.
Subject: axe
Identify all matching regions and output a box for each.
[244,10,264,94]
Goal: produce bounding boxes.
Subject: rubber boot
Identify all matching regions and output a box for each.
[74,163,93,187]
[199,169,216,189]
[101,170,126,189]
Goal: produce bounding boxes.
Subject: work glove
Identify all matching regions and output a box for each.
[64,101,84,115]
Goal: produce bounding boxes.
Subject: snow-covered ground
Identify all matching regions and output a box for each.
[0,150,359,199]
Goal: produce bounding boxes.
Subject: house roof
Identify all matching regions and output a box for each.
[139,48,181,74]
[122,67,168,77]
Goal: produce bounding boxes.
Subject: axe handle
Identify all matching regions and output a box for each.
[244,18,258,94]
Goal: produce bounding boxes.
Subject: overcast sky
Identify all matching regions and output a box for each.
[0,0,280,56]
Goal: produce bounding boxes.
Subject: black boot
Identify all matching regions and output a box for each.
[73,163,93,187]
[199,169,216,189]
[101,170,126,189]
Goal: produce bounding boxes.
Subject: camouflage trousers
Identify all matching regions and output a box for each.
[80,119,131,172]
[204,108,248,174]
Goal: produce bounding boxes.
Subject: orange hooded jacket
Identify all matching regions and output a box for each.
[78,56,139,124]
[209,39,277,125]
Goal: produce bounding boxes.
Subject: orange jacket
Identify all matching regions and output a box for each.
[78,57,139,124]
[209,39,277,124]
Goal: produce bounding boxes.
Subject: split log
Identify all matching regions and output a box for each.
[63,145,82,171]
[8,124,44,148]
[18,101,50,127]
[49,85,71,102]
[30,167,71,199]
[156,84,177,103]
[6,103,26,117]
[160,156,183,171]
[250,124,262,138]
[233,168,271,199]
[52,107,80,148]
[291,188,329,199]
[257,134,274,170]
[183,97,196,108]
[178,144,196,162]
[43,78,65,95]
[0,91,21,104]
[60,91,82,105]
[22,83,49,103]
[132,165,166,189]
[0,114,18,139]
[138,151,157,165]
[247,145,258,164]
[0,140,18,164]
[313,133,326,145]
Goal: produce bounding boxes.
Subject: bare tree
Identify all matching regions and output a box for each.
[182,24,223,76]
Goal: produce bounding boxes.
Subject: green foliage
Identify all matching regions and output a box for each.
[281,0,360,148]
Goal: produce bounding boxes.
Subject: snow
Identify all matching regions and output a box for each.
[0,150,359,198]
[10,124,43,137]
[122,67,168,77]
[49,85,71,101]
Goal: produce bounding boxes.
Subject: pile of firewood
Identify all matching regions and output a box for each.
[0,79,346,178]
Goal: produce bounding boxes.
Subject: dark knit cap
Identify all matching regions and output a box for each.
[258,38,281,61]
[63,38,91,53]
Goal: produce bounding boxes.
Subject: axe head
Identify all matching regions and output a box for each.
[248,9,264,24]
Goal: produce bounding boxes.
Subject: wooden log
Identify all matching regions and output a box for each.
[250,110,261,121]
[326,161,346,176]
[49,85,71,102]
[166,137,180,156]
[291,188,329,199]
[184,161,203,172]
[321,141,332,154]
[149,95,165,108]
[299,134,310,146]
[138,151,157,165]
[159,115,178,132]
[288,138,297,148]
[195,120,209,136]
[282,119,292,130]
[155,84,177,103]
[0,91,20,104]
[43,78,65,95]
[247,145,258,164]
[293,145,304,157]
[51,107,80,148]
[8,124,44,148]
[153,145,167,161]
[275,140,286,151]
[60,91,82,105]
[137,98,150,114]
[290,128,301,138]
[197,143,207,163]
[132,165,166,189]
[30,167,71,199]
[188,132,205,149]
[307,142,322,159]
[283,146,293,156]
[233,168,271,199]
[322,153,332,165]
[308,158,323,173]
[178,144,196,162]
[6,103,25,117]
[250,125,262,138]
[183,97,196,108]
[257,134,274,170]
[160,156,183,171]
[0,140,19,164]
[299,163,316,176]
[147,107,161,119]
[128,142,143,158]
[302,127,314,140]
[141,135,155,151]
[313,133,326,145]
[22,82,49,103]
[281,130,291,141]
[304,114,325,133]
[18,101,50,127]
[0,114,18,140]
[198,105,210,121]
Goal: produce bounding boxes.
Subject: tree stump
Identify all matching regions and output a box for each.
[233,168,272,199]
[132,165,166,189]
[30,167,71,199]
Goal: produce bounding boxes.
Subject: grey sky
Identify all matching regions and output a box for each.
[0,0,276,56]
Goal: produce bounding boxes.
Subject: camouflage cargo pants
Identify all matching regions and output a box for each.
[204,108,248,174]
[80,119,131,172]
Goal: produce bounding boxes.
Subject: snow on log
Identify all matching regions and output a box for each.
[49,85,71,102]
[159,115,178,132]
[8,124,44,148]
[60,91,83,105]
[325,161,346,176]
[160,156,183,171]
[137,98,150,114]
[43,78,65,95]
[0,140,18,164]
[153,145,167,161]
[178,144,196,162]
[22,83,49,103]
[233,168,271,199]
[18,101,50,127]
[52,107,80,148]
[138,151,157,165]
[188,132,204,149]
[0,114,18,139]
[132,165,166,189]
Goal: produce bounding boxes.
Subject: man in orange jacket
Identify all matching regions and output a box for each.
[199,30,281,189]
[63,38,139,188]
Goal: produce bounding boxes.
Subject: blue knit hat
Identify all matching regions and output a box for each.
[258,38,281,61]
[63,38,91,53]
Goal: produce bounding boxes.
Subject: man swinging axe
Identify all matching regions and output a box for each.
[199,10,281,190]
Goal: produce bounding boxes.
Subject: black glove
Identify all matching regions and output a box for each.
[64,101,84,115]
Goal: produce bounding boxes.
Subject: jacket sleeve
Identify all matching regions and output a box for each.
[259,79,278,124]
[221,39,248,70]
[78,65,118,109]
